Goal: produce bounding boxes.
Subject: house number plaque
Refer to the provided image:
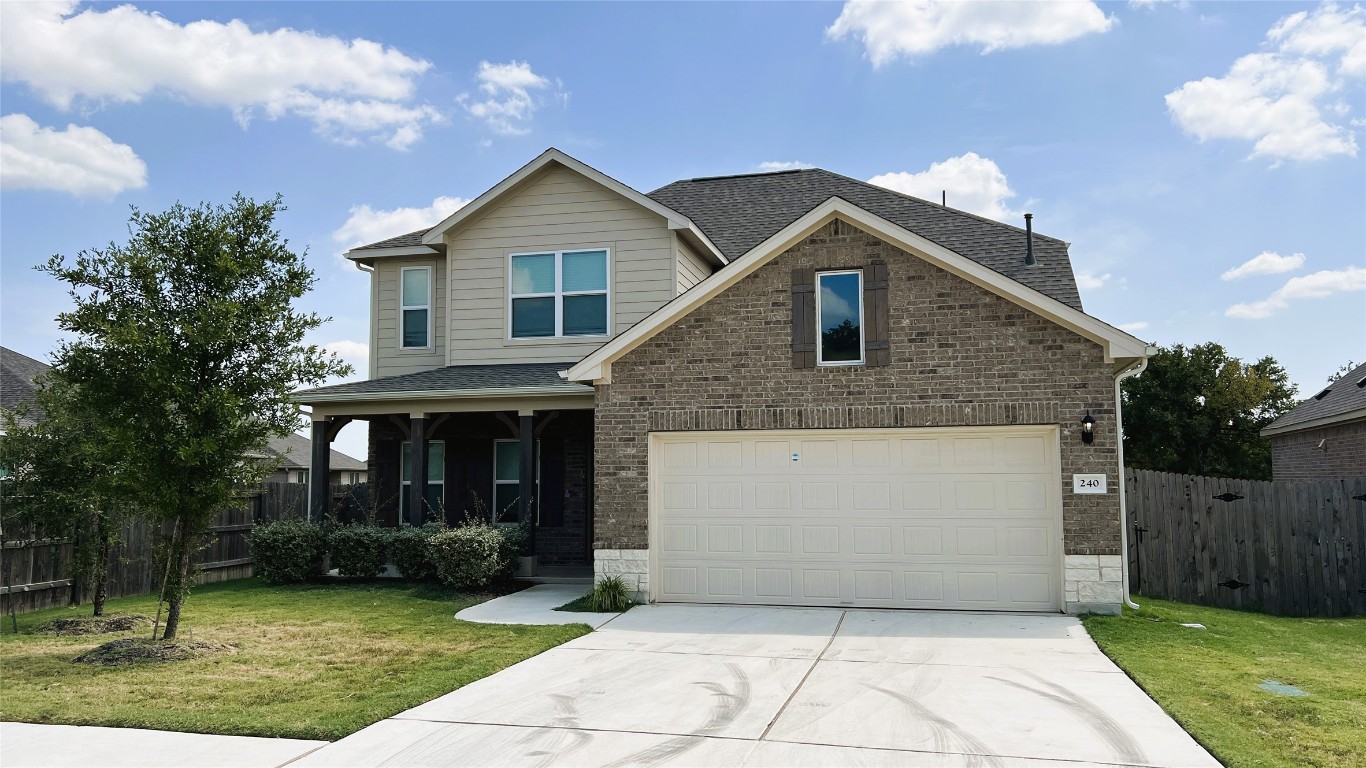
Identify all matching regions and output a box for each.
[1072,474,1107,494]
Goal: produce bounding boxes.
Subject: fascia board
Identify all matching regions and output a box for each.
[294,384,594,404]
[568,197,1149,382]
[1260,407,1366,437]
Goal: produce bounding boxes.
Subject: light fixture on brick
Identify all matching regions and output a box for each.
[1081,411,1096,444]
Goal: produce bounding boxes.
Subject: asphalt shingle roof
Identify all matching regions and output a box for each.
[1,347,51,426]
[261,433,367,471]
[1263,361,1366,433]
[649,168,1083,310]
[296,362,586,399]
[349,228,431,251]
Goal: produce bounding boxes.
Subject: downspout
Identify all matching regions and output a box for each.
[1114,358,1148,610]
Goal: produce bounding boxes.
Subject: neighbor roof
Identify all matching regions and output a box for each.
[263,433,367,471]
[295,362,591,402]
[1261,361,1366,437]
[1,347,51,426]
[649,168,1082,310]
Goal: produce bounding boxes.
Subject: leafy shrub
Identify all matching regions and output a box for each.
[589,576,635,612]
[330,524,394,578]
[392,522,445,581]
[247,520,326,584]
[428,521,522,590]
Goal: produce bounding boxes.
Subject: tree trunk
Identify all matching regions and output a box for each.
[92,515,111,617]
[159,513,195,640]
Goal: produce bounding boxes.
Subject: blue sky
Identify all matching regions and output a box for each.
[3,1,1363,462]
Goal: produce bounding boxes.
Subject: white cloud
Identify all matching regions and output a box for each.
[1076,272,1112,291]
[1117,321,1150,333]
[460,60,563,136]
[827,0,1115,66]
[0,113,146,198]
[323,340,369,374]
[1225,266,1366,319]
[1165,3,1365,162]
[867,152,1021,221]
[820,284,857,324]
[757,161,813,172]
[0,1,440,149]
[1220,250,1306,280]
[332,196,470,252]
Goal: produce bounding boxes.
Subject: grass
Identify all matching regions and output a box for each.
[0,578,591,740]
[1084,597,1366,768]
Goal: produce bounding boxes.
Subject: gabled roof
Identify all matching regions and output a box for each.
[567,197,1151,385]
[1,346,50,426]
[295,362,592,403]
[262,433,367,471]
[418,149,727,265]
[650,168,1081,310]
[1261,361,1366,437]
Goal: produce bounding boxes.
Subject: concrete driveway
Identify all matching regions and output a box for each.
[297,605,1219,767]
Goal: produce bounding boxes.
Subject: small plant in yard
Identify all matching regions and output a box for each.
[247,520,327,584]
[330,524,394,578]
[589,576,635,612]
[392,522,445,581]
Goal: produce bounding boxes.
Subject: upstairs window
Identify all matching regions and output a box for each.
[509,249,609,338]
[816,270,864,365]
[401,266,432,349]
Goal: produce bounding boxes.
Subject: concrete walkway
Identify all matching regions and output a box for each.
[0,723,325,768]
[297,604,1221,768]
[455,583,621,628]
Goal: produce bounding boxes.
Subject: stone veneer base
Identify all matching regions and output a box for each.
[593,548,650,601]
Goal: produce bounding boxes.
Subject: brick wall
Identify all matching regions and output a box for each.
[1270,420,1366,480]
[594,218,1122,556]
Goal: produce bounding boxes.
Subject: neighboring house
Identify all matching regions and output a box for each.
[1,346,50,429]
[256,433,368,486]
[296,149,1151,615]
[1261,361,1366,480]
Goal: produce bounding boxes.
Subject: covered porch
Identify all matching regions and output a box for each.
[296,363,596,568]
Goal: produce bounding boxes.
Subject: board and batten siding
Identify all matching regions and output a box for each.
[443,165,678,365]
[674,235,712,294]
[373,258,447,378]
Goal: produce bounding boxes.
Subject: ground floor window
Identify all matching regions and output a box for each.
[401,441,445,520]
[494,439,539,524]
[294,469,308,484]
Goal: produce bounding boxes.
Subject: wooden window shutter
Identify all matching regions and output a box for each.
[791,267,816,368]
[864,261,891,366]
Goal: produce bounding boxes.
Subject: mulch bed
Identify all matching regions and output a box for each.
[35,614,151,636]
[71,637,237,666]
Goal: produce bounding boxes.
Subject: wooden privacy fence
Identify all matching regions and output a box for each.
[1,482,368,615]
[1126,469,1366,617]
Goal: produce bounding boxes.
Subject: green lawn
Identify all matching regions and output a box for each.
[0,579,591,740]
[1084,597,1366,768]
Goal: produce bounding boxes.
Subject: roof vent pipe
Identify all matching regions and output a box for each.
[1024,213,1036,266]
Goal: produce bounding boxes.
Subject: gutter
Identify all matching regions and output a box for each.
[1114,357,1148,611]
[293,384,594,404]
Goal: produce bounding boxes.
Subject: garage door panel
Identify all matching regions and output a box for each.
[653,427,1062,612]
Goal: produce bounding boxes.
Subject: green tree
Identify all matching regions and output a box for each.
[1,377,129,616]
[1121,342,1298,480]
[40,195,349,639]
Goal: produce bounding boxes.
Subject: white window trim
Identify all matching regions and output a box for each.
[815,269,866,367]
[401,440,445,516]
[493,439,541,524]
[399,266,434,350]
[507,249,611,340]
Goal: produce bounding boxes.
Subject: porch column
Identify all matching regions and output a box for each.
[519,410,536,556]
[409,413,428,527]
[308,417,330,521]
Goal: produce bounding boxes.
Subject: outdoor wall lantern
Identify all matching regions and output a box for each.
[1080,411,1096,444]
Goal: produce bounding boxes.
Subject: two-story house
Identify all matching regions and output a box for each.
[296,149,1152,615]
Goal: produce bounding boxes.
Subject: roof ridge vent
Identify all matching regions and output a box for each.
[1357,374,1366,388]
[1313,387,1332,400]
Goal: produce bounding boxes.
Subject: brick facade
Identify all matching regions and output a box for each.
[594,219,1123,561]
[368,410,593,565]
[1270,420,1366,480]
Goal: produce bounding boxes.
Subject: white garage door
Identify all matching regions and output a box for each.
[651,426,1063,612]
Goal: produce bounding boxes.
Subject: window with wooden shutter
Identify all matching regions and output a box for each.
[864,261,890,366]
[791,268,816,368]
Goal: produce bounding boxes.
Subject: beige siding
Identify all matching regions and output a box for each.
[374,258,447,378]
[674,236,712,294]
[445,165,677,364]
